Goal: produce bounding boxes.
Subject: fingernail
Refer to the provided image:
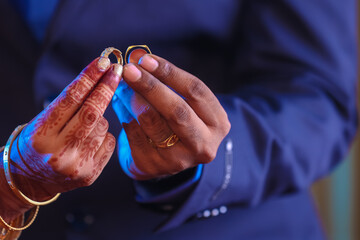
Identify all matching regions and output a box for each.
[124,64,141,82]
[97,57,111,71]
[112,64,123,77]
[139,55,158,72]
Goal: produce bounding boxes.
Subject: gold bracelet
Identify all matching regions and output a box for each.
[3,124,60,206]
[0,206,39,231]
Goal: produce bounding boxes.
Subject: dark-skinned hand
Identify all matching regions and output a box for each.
[112,53,230,180]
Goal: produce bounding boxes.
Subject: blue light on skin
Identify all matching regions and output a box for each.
[112,70,203,182]
[112,78,154,126]
[112,88,134,177]
[117,129,133,177]
[117,125,203,189]
[112,83,134,124]
[193,164,203,182]
[117,127,203,182]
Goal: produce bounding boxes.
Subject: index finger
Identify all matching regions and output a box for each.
[34,57,111,137]
[141,54,226,127]
[58,63,122,151]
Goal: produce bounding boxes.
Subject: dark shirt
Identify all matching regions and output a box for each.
[11,0,58,42]
[3,0,357,239]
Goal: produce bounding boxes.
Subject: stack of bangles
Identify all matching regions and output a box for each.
[0,124,61,240]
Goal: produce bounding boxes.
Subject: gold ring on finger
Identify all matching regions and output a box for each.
[148,133,179,149]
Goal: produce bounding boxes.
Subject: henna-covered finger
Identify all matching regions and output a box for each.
[59,64,122,151]
[32,57,111,138]
[14,117,112,194]
[76,116,109,170]
[83,133,116,186]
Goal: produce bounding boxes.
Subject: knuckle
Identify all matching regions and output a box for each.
[157,61,177,80]
[66,75,92,102]
[78,72,93,84]
[127,129,146,148]
[141,77,158,95]
[81,176,96,187]
[138,106,160,127]
[96,117,109,134]
[80,167,102,187]
[49,165,62,176]
[218,115,231,136]
[101,117,109,129]
[212,110,231,135]
[223,119,231,135]
[31,136,47,153]
[187,79,207,99]
[98,115,108,125]
[104,133,116,152]
[173,160,189,172]
[169,103,191,124]
[58,92,77,108]
[198,146,216,164]
[87,89,112,110]
[189,139,216,164]
[80,105,101,127]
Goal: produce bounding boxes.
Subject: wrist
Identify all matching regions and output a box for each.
[0,123,59,232]
[9,136,56,202]
[0,148,32,222]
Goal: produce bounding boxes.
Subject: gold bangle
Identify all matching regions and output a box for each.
[3,124,60,206]
[125,45,152,64]
[100,47,123,65]
[0,206,39,231]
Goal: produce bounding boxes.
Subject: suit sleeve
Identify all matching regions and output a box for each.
[136,0,358,231]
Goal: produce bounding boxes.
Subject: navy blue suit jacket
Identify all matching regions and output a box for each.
[0,0,357,239]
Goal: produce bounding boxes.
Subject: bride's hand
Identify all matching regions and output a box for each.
[10,56,122,201]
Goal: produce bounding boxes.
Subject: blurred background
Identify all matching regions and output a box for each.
[0,1,358,239]
[312,137,359,240]
[311,4,360,237]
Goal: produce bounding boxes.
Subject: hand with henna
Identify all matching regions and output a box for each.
[0,56,122,222]
[112,53,231,180]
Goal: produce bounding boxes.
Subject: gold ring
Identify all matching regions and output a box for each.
[148,133,179,148]
[100,47,124,65]
[125,45,152,64]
